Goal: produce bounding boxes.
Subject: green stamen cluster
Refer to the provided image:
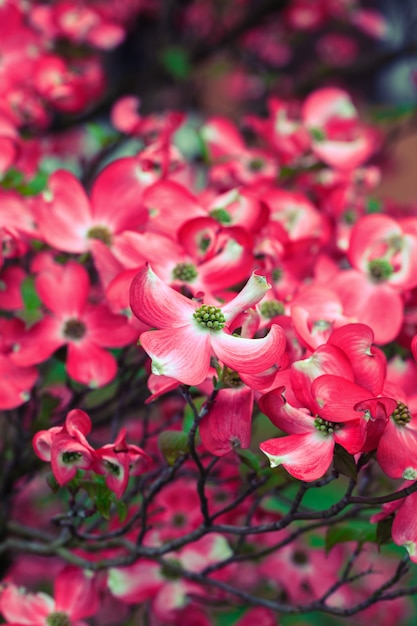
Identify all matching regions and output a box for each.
[313,319,331,332]
[248,157,265,171]
[222,369,242,388]
[105,460,121,476]
[63,318,87,340]
[172,513,186,527]
[343,209,356,225]
[391,401,411,426]
[87,225,113,246]
[291,550,309,565]
[62,451,82,464]
[199,236,211,252]
[172,262,198,282]
[368,258,393,282]
[46,613,71,626]
[314,416,341,436]
[193,305,225,330]
[271,267,283,282]
[210,207,232,224]
[260,300,285,319]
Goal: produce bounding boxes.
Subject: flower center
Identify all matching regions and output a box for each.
[314,416,341,436]
[272,267,283,282]
[160,558,182,580]
[172,513,186,527]
[62,451,82,464]
[193,304,225,331]
[105,460,121,476]
[222,368,242,387]
[63,318,87,340]
[390,401,411,426]
[260,300,285,319]
[87,225,113,246]
[368,258,393,282]
[248,157,265,171]
[172,262,198,282]
[292,549,309,565]
[46,613,71,626]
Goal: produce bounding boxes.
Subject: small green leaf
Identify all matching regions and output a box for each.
[367,197,381,214]
[158,430,189,465]
[21,276,41,311]
[310,127,326,142]
[116,499,128,523]
[1,167,24,189]
[43,359,67,385]
[160,46,191,81]
[95,482,113,519]
[376,516,394,546]
[87,122,118,148]
[333,445,357,481]
[326,523,376,554]
[20,170,48,196]
[236,448,261,473]
[46,472,60,493]
[183,397,204,433]
[82,481,96,500]
[36,393,61,427]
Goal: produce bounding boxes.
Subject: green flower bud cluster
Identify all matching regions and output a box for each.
[391,401,411,426]
[47,613,71,626]
[172,262,198,282]
[260,299,285,318]
[105,460,121,476]
[193,304,226,330]
[314,416,341,436]
[62,451,82,464]
[63,318,87,340]
[368,258,393,282]
[87,225,112,246]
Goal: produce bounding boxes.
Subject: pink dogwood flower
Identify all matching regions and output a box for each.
[12,260,136,387]
[32,409,95,486]
[0,566,98,625]
[94,429,149,499]
[129,264,287,386]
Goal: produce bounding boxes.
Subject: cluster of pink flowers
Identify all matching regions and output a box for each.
[0,29,416,621]
[33,409,148,498]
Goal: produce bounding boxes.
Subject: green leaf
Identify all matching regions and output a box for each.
[310,127,326,142]
[236,448,261,473]
[20,170,48,196]
[158,430,189,465]
[35,393,61,427]
[87,122,118,148]
[46,472,60,494]
[95,482,113,519]
[326,523,376,554]
[367,197,382,214]
[183,396,204,433]
[82,480,98,500]
[160,46,191,81]
[43,359,67,385]
[0,167,24,189]
[376,516,394,546]
[333,445,357,481]
[116,499,128,523]
[21,276,41,311]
